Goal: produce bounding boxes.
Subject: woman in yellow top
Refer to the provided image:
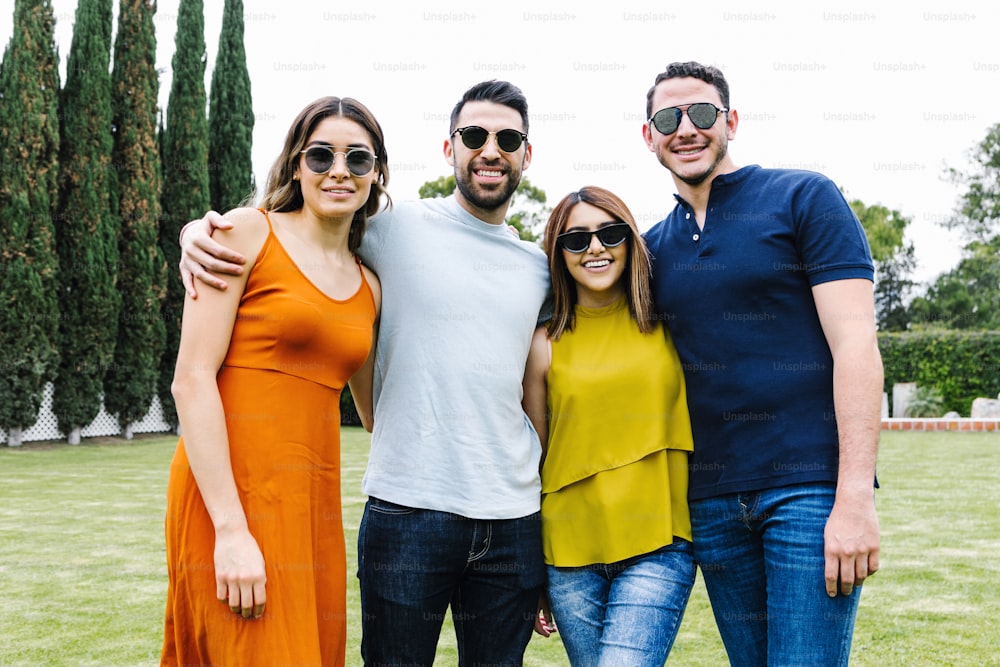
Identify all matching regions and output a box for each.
[522,186,695,667]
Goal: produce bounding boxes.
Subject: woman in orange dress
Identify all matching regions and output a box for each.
[161,96,389,667]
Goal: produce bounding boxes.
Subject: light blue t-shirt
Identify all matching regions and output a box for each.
[358,196,551,519]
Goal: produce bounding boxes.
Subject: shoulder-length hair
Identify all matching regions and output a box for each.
[258,96,391,252]
[543,186,654,339]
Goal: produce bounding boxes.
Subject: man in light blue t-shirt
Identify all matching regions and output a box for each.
[179,81,550,667]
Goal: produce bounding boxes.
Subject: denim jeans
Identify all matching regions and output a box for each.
[691,483,862,667]
[357,497,546,667]
[546,540,695,667]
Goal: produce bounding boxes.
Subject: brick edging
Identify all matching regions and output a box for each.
[881,419,1000,432]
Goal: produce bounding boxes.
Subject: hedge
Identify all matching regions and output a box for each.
[879,331,1000,416]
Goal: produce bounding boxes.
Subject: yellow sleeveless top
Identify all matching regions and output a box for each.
[541,297,693,566]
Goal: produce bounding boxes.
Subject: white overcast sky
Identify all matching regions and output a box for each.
[3,0,998,283]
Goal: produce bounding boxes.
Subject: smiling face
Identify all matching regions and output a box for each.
[643,76,739,194]
[560,201,628,308]
[445,100,531,224]
[296,116,379,224]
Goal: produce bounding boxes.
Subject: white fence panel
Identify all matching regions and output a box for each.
[1,383,173,445]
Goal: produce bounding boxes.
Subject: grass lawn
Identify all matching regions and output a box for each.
[1,430,998,666]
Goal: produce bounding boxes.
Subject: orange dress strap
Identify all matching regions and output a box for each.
[258,208,274,233]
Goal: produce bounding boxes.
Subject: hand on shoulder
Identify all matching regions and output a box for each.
[215,208,269,260]
[179,209,252,298]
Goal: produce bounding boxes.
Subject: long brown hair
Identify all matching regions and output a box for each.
[543,186,654,339]
[258,96,391,252]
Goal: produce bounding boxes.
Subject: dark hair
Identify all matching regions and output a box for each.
[449,80,529,134]
[645,61,731,119]
[543,186,655,340]
[259,96,391,252]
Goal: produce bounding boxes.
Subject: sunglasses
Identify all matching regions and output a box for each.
[300,145,377,176]
[556,223,631,253]
[451,126,528,153]
[649,102,727,135]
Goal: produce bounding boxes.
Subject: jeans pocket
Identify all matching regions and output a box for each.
[367,496,418,515]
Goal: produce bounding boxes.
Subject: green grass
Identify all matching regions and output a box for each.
[1,430,999,666]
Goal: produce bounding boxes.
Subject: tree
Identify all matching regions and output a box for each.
[0,0,61,446]
[158,0,211,428]
[873,243,917,332]
[104,0,167,438]
[944,122,1000,243]
[208,0,254,212]
[417,175,456,200]
[909,237,1000,330]
[909,125,1000,330]
[51,0,119,445]
[848,198,916,332]
[417,175,549,242]
[506,179,549,243]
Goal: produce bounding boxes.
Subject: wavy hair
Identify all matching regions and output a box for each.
[543,186,654,339]
[645,61,731,119]
[258,96,391,252]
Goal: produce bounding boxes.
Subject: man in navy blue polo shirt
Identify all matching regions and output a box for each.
[642,61,883,667]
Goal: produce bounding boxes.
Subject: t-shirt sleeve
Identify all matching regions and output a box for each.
[358,209,393,271]
[793,175,875,286]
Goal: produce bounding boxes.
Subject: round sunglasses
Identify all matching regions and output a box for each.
[451,126,528,153]
[300,145,376,176]
[556,223,631,253]
[649,102,727,135]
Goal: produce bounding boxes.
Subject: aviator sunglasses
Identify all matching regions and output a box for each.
[556,223,631,253]
[649,102,727,135]
[300,145,377,176]
[452,126,528,152]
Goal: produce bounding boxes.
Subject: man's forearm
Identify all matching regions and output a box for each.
[832,343,883,493]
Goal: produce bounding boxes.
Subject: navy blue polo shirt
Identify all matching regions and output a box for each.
[645,165,874,500]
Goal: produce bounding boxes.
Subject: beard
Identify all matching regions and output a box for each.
[454,162,521,212]
[663,139,729,187]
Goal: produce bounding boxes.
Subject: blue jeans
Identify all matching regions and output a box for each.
[357,497,546,667]
[691,483,861,667]
[546,540,695,667]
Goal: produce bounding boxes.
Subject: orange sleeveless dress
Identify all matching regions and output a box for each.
[161,213,375,667]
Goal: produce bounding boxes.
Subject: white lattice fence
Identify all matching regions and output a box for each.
[1,382,173,445]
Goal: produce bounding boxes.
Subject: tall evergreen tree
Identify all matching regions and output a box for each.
[208,0,254,212]
[104,0,167,438]
[0,0,61,447]
[158,0,211,428]
[52,0,119,445]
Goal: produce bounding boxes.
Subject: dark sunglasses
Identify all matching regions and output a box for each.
[556,223,631,253]
[300,145,376,176]
[452,126,528,152]
[649,102,727,135]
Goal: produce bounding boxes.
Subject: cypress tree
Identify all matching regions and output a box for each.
[208,0,254,212]
[158,0,211,428]
[52,0,119,445]
[104,0,167,438]
[0,0,62,447]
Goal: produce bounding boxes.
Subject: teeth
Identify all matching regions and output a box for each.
[584,260,610,268]
[676,148,702,155]
[478,170,503,177]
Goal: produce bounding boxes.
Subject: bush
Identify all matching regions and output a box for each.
[903,386,946,418]
[879,331,1000,416]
